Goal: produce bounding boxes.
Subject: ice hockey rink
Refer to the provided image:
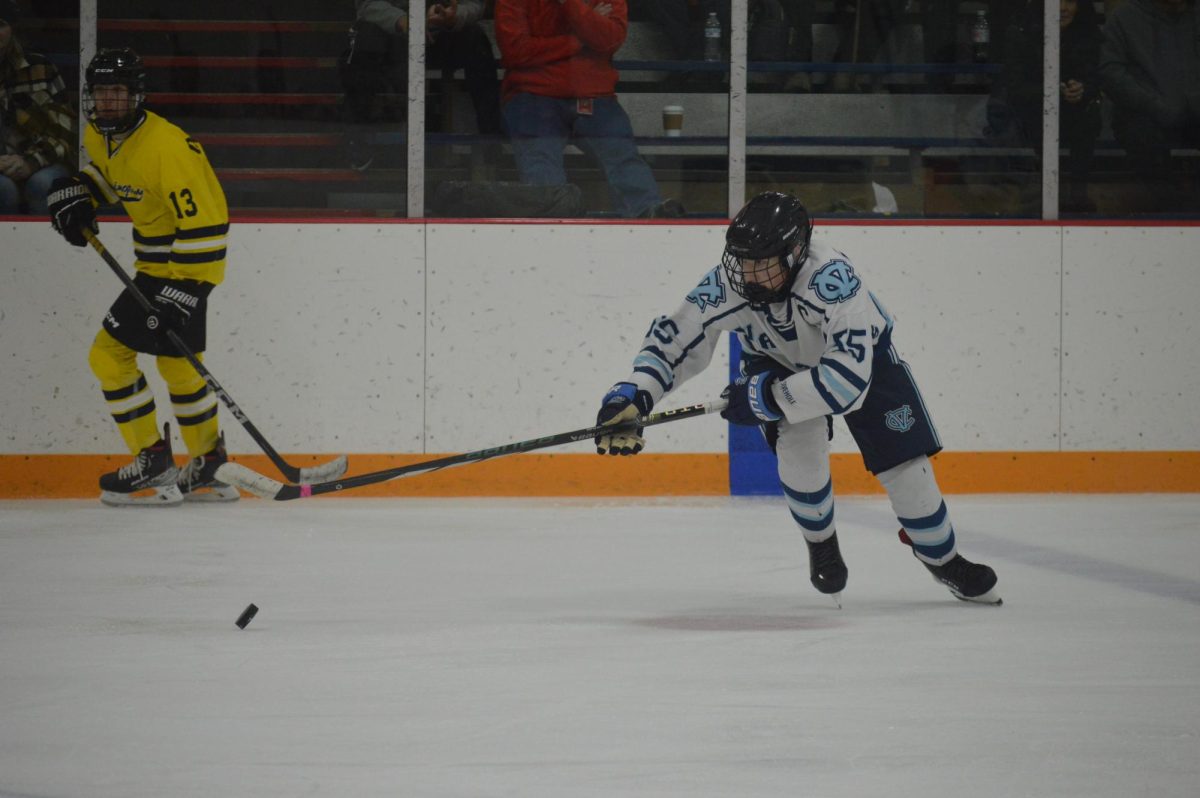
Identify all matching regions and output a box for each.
[1,494,1197,798]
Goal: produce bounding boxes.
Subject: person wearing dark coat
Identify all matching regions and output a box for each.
[1099,0,1200,211]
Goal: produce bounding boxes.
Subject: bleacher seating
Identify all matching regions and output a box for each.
[19,1,1182,218]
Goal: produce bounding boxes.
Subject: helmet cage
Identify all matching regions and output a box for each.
[721,193,813,307]
[84,48,147,135]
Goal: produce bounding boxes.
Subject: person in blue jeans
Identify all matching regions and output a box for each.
[495,0,677,218]
[0,3,72,214]
[0,155,68,214]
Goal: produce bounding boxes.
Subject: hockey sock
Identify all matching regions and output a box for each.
[90,330,160,453]
[775,416,836,542]
[782,477,835,543]
[100,374,160,454]
[158,354,219,457]
[878,456,956,565]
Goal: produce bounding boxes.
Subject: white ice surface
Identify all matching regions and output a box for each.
[2,495,1198,798]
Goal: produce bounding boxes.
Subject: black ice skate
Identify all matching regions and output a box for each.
[177,432,240,502]
[898,529,1002,605]
[806,531,848,607]
[99,424,182,507]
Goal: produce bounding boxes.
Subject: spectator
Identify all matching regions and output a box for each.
[988,0,1104,213]
[339,1,501,166]
[1098,0,1200,211]
[0,1,73,215]
[495,0,680,218]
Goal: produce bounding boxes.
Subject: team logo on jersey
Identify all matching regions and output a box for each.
[809,259,861,304]
[112,182,144,203]
[885,405,915,433]
[686,269,726,312]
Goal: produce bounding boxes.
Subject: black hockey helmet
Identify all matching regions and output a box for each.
[722,192,813,306]
[84,47,147,135]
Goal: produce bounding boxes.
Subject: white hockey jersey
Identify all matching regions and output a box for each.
[624,238,895,425]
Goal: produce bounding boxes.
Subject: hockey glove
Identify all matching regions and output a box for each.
[595,382,654,455]
[47,176,98,248]
[721,370,785,426]
[149,283,201,332]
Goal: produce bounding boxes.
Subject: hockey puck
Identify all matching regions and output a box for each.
[235,603,259,629]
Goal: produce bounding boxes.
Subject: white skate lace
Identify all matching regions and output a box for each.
[117,451,149,480]
[179,456,206,487]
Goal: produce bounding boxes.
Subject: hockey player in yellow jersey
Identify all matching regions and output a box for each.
[46,48,238,506]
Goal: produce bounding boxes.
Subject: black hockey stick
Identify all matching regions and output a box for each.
[83,229,348,484]
[215,399,728,501]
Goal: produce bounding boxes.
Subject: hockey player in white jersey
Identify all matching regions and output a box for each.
[595,192,1000,605]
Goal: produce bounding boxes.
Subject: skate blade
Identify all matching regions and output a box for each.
[951,587,1003,606]
[183,483,241,503]
[100,485,184,507]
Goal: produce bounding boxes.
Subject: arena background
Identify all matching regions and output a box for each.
[2,218,1198,497]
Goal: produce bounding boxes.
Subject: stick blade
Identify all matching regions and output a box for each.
[216,463,286,500]
[298,455,348,484]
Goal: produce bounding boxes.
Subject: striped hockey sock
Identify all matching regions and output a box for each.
[102,374,160,453]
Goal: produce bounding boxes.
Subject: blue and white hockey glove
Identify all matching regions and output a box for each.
[721,371,785,426]
[595,382,654,455]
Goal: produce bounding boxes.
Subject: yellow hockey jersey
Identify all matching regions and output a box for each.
[80,110,228,285]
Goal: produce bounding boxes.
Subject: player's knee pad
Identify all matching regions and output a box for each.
[88,329,140,389]
[877,455,943,518]
[155,353,205,395]
[774,416,832,493]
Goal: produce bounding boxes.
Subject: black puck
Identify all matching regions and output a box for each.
[235,603,259,629]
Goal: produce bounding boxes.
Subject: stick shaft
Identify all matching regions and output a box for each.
[276,400,726,500]
[83,229,315,483]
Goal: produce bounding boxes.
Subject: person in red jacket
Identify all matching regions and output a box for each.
[494,0,669,217]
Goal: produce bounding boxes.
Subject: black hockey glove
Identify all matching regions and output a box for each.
[595,382,654,455]
[149,283,201,332]
[47,175,98,248]
[721,369,787,426]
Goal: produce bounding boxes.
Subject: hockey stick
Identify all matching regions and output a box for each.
[215,399,728,501]
[83,229,348,484]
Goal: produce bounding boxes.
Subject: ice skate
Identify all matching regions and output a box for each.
[806,531,847,607]
[177,432,240,502]
[99,424,182,506]
[898,529,1001,605]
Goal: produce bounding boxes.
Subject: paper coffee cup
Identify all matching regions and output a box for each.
[662,105,684,137]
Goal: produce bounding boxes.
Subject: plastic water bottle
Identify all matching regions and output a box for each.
[704,12,721,62]
[971,9,990,64]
